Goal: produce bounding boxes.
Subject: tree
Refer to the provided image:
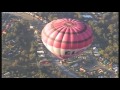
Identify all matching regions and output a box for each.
[107,24,114,33]
[99,49,104,56]
[88,20,94,27]
[12,60,18,67]
[30,46,35,53]
[74,12,82,19]
[94,27,102,36]
[29,53,35,61]
[21,50,26,56]
[108,40,112,44]
[104,53,109,59]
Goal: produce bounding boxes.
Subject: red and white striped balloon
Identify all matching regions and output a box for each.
[41,18,94,59]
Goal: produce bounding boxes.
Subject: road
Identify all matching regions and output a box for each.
[50,56,80,78]
[12,12,81,78]
[2,12,38,21]
[84,55,116,77]
[36,33,80,78]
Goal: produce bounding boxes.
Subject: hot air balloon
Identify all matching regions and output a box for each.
[41,18,94,60]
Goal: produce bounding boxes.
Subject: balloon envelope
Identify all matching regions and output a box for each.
[41,18,94,59]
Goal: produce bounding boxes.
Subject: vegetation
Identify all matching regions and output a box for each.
[91,12,118,63]
[2,12,118,78]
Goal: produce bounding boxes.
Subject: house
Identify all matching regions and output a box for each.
[80,68,86,72]
[39,60,51,66]
[94,53,100,56]
[37,51,44,54]
[92,47,100,56]
[34,30,38,34]
[30,25,34,29]
[38,54,45,57]
[2,30,7,34]
[82,15,93,18]
[38,43,43,45]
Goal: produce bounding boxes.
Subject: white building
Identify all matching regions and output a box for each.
[37,51,44,54]
[30,25,34,29]
[82,15,93,18]
[38,54,45,57]
[94,53,100,56]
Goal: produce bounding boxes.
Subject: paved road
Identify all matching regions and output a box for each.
[36,33,80,78]
[51,58,80,78]
[2,12,38,21]
[85,55,116,77]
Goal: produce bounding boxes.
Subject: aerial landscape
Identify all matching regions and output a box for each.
[2,12,118,78]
